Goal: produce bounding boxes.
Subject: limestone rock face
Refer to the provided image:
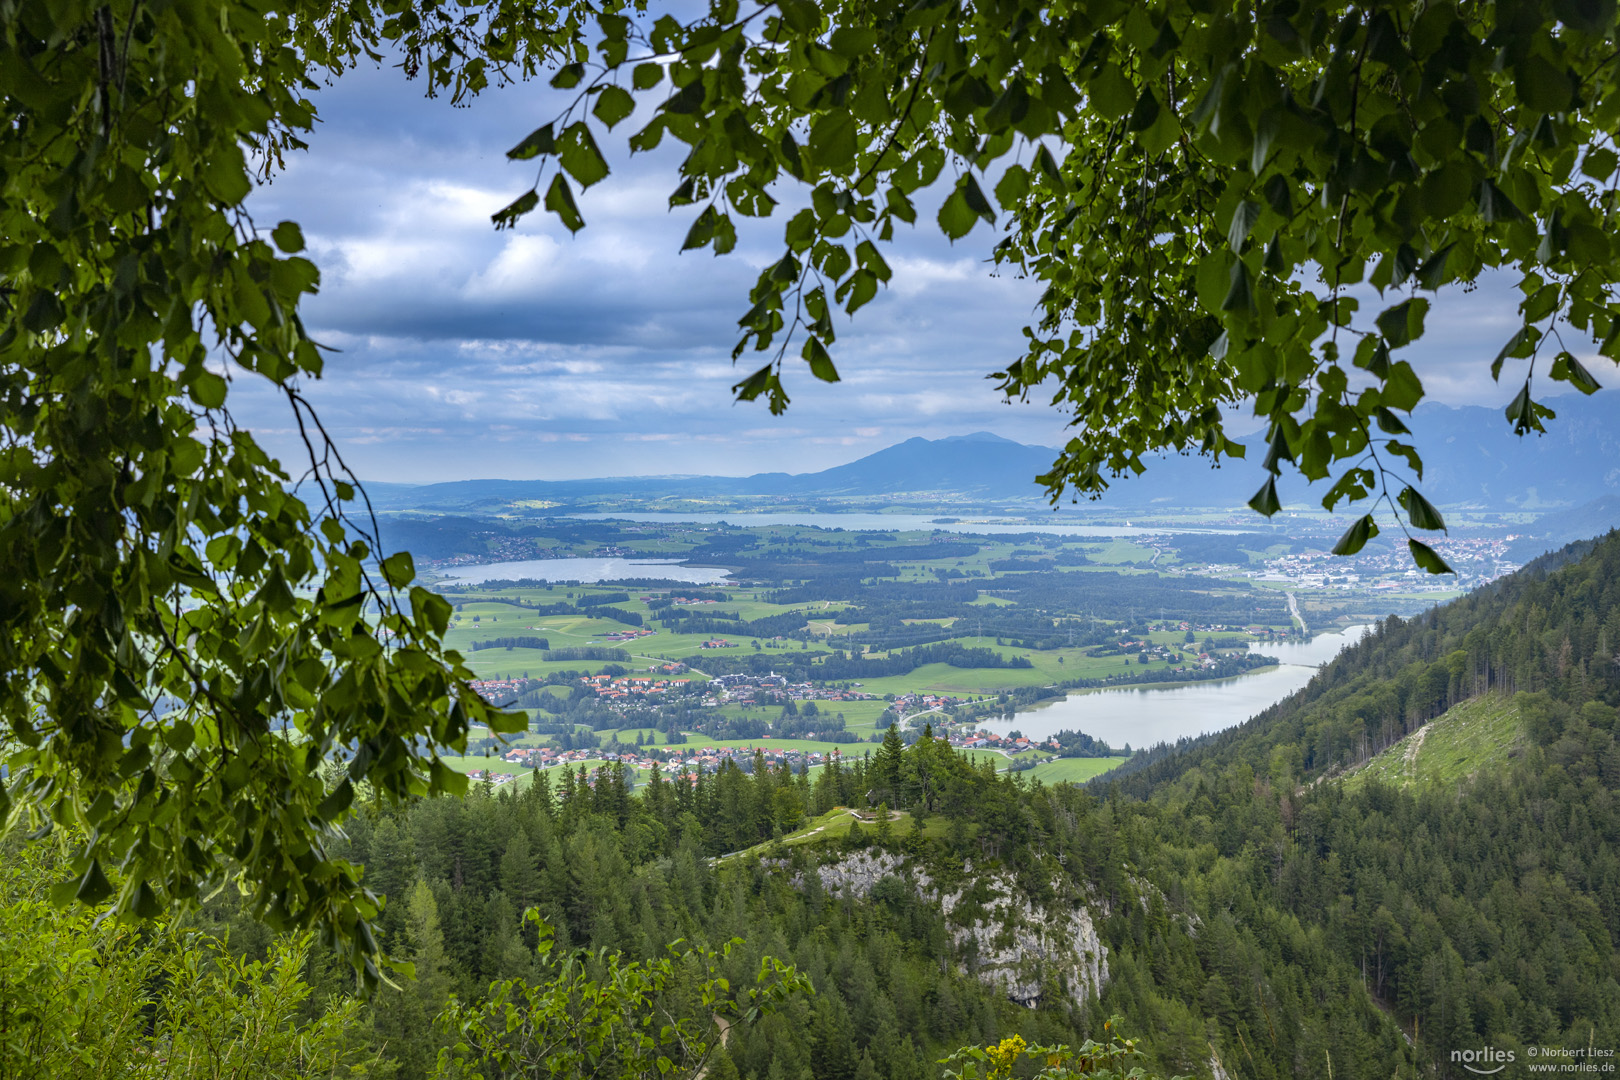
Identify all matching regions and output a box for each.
[798,851,1108,1011]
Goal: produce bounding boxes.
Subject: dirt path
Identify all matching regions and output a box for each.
[1403,722,1430,770]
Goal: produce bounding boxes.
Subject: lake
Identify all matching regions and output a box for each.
[565,511,1242,538]
[979,625,1372,749]
[432,558,733,585]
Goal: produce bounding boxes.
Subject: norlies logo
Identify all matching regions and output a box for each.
[1453,1047,1517,1075]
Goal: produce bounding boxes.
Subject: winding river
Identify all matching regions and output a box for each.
[979,625,1372,749]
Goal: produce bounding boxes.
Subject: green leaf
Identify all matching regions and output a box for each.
[1479,180,1525,223]
[733,364,773,400]
[1196,252,1231,314]
[128,880,165,921]
[1263,174,1292,215]
[545,174,585,233]
[1397,486,1447,531]
[380,551,415,588]
[1375,298,1428,348]
[1374,407,1410,434]
[316,778,355,820]
[1493,327,1533,379]
[1248,476,1281,517]
[593,85,636,129]
[808,111,856,171]
[551,63,586,89]
[855,240,891,282]
[506,123,555,161]
[1228,200,1261,253]
[201,152,252,205]
[960,174,995,226]
[21,290,64,332]
[1416,243,1455,290]
[994,164,1030,210]
[1550,351,1603,394]
[1505,382,1543,434]
[1127,87,1161,132]
[682,206,718,251]
[1408,539,1454,575]
[190,371,227,409]
[803,336,839,382]
[1582,146,1618,181]
[558,124,610,187]
[492,188,539,230]
[1331,514,1379,556]
[1262,426,1294,473]
[937,187,976,241]
[75,859,114,906]
[271,222,305,253]
[1088,65,1135,120]
[1035,144,1065,190]
[777,0,821,33]
[1516,54,1573,113]
[633,62,664,90]
[1221,260,1254,313]
[1383,361,1424,411]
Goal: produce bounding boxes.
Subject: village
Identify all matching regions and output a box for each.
[469,725,1066,789]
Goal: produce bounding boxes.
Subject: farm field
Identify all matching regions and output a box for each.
[415,516,1411,792]
[1008,756,1130,784]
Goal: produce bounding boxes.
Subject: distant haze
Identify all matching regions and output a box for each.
[369,391,1620,513]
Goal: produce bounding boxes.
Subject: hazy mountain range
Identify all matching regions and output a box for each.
[367,391,1620,517]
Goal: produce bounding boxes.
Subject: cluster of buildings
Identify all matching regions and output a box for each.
[499,742,848,778]
[1231,535,1518,591]
[603,627,656,642]
[1147,621,1278,636]
[948,730,1046,753]
[467,768,521,786]
[649,743,845,775]
[468,678,531,705]
[578,673,693,700]
[501,745,610,771]
[1103,639,1225,668]
[708,673,877,706]
[699,638,734,649]
[643,595,723,605]
[889,691,967,716]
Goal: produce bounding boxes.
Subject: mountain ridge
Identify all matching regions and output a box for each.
[365,391,1620,513]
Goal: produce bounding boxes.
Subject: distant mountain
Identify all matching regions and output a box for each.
[365,431,1061,511]
[366,391,1620,514]
[737,431,1057,496]
[1099,390,1620,511]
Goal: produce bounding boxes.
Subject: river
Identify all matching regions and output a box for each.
[979,625,1372,749]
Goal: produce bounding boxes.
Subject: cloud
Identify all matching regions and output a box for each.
[233,61,1620,485]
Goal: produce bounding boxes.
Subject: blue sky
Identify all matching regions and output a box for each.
[238,60,1619,484]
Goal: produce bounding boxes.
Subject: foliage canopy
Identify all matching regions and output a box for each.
[490,0,1620,571]
[4,0,1618,964]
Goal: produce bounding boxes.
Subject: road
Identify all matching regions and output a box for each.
[1286,591,1307,635]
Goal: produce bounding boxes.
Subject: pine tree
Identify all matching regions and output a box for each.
[874,725,906,809]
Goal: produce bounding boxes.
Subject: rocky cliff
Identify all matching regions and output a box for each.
[796,850,1108,1011]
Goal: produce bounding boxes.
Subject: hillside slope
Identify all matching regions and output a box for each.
[1340,696,1524,790]
[1094,530,1620,1074]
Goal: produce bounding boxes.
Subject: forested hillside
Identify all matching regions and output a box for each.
[1098,532,1620,1075]
[10,535,1620,1079]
